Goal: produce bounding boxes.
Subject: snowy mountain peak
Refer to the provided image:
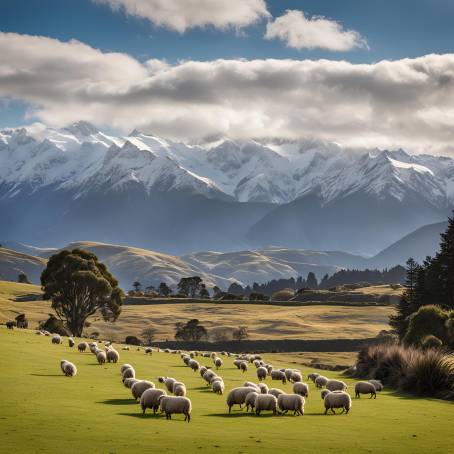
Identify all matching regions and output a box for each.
[64,120,99,136]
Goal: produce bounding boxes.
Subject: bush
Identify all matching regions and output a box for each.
[271,288,295,301]
[351,343,454,400]
[125,335,142,346]
[404,305,449,345]
[39,314,69,336]
[421,335,443,349]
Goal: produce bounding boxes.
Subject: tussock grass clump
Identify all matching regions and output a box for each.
[352,344,454,400]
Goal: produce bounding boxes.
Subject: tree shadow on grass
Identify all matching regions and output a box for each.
[98,399,136,405]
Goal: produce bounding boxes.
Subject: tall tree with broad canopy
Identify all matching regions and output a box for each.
[41,249,123,336]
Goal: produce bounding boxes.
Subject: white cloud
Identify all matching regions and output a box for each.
[93,0,269,32]
[2,32,454,154]
[265,9,367,51]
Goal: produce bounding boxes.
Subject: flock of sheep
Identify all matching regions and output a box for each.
[43,331,383,422]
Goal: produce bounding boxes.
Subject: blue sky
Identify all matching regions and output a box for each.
[1,0,454,154]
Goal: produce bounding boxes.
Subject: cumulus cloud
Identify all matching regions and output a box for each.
[2,32,454,154]
[265,9,367,51]
[93,0,269,32]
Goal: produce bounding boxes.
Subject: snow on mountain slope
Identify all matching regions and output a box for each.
[1,121,453,208]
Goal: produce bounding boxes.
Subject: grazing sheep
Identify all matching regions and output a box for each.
[183,355,191,365]
[106,349,120,363]
[308,373,320,382]
[293,382,309,398]
[78,342,88,352]
[243,381,260,391]
[214,357,222,369]
[323,390,352,414]
[68,338,75,348]
[266,365,273,375]
[211,378,225,395]
[199,366,208,377]
[6,321,15,329]
[203,369,217,385]
[226,386,258,413]
[140,388,167,415]
[51,334,61,344]
[239,361,248,373]
[122,346,130,351]
[326,379,348,392]
[173,382,187,397]
[123,378,139,389]
[369,379,383,391]
[253,359,261,368]
[315,375,329,388]
[256,366,268,382]
[278,394,305,416]
[60,360,77,377]
[355,381,377,399]
[290,371,302,383]
[158,396,192,422]
[258,383,269,394]
[245,391,259,412]
[270,370,287,384]
[254,394,278,416]
[268,388,285,398]
[121,364,133,375]
[122,366,135,380]
[233,359,242,369]
[188,359,200,372]
[89,342,98,353]
[96,351,106,365]
[131,380,155,400]
[284,369,296,382]
[320,389,331,399]
[144,347,153,355]
[164,377,177,393]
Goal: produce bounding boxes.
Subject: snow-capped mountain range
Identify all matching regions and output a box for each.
[0,121,452,255]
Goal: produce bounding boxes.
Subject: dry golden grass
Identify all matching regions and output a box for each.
[0,280,395,343]
[349,284,403,296]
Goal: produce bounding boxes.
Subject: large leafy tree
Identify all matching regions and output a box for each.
[177,276,203,298]
[41,249,123,336]
[174,319,208,341]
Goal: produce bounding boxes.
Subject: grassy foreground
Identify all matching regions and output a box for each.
[0,329,453,454]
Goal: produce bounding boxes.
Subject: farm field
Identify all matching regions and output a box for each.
[0,328,453,454]
[0,281,395,342]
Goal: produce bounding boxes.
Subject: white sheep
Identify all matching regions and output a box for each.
[214,357,222,369]
[68,337,75,348]
[226,386,258,413]
[320,389,331,399]
[164,377,177,393]
[96,351,106,365]
[245,391,259,412]
[270,370,287,384]
[256,366,268,381]
[293,382,309,397]
[278,394,305,416]
[254,394,278,416]
[315,375,329,388]
[89,342,98,353]
[122,367,135,380]
[173,382,187,397]
[131,380,155,400]
[158,396,192,422]
[203,369,217,385]
[290,371,302,383]
[268,388,285,398]
[199,366,208,377]
[239,361,248,373]
[308,372,319,382]
[123,378,139,389]
[233,359,242,369]
[51,334,61,344]
[326,379,347,392]
[323,390,352,414]
[355,381,377,399]
[284,369,296,382]
[106,349,120,363]
[369,379,383,391]
[188,359,200,372]
[211,378,224,395]
[121,364,133,374]
[60,360,77,377]
[140,388,167,414]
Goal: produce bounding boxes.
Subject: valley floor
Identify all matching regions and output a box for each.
[0,329,453,454]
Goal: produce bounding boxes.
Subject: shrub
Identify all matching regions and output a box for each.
[271,288,295,301]
[404,305,449,345]
[352,343,454,400]
[421,335,443,349]
[39,314,69,336]
[125,335,142,346]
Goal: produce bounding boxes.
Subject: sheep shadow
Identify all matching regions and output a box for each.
[98,399,137,406]
[30,373,63,377]
[205,412,264,418]
[118,412,162,419]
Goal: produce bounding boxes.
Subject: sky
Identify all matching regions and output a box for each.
[1,0,454,154]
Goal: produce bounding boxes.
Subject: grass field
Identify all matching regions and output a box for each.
[0,281,395,342]
[0,328,453,454]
